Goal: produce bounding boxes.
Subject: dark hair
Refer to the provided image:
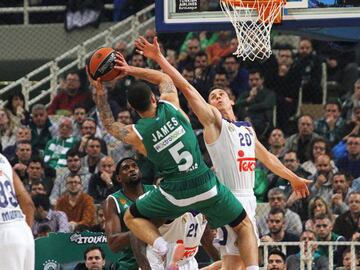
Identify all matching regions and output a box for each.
[268,248,286,263]
[248,68,263,78]
[66,148,81,159]
[314,212,333,222]
[309,137,331,162]
[73,104,87,113]
[115,157,137,175]
[325,99,342,112]
[32,194,51,211]
[5,89,26,115]
[84,246,105,260]
[127,82,153,113]
[268,207,285,217]
[29,156,44,168]
[16,140,32,151]
[195,51,207,59]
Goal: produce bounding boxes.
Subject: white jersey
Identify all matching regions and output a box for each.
[0,154,25,224]
[206,119,256,193]
[147,212,207,270]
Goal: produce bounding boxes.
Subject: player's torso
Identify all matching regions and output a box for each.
[0,154,24,224]
[206,119,256,192]
[134,101,207,180]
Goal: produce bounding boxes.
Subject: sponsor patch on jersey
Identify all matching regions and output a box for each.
[228,124,235,132]
[153,126,185,152]
[237,150,256,172]
[120,198,127,205]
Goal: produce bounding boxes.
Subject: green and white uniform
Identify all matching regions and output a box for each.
[132,100,244,228]
[108,185,155,270]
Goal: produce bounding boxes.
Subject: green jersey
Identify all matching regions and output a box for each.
[109,185,155,270]
[133,101,208,181]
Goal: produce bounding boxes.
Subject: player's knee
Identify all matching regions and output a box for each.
[229,209,247,229]
[232,215,252,235]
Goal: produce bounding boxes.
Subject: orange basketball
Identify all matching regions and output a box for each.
[88,47,121,81]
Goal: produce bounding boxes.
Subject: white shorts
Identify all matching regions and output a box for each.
[215,193,259,256]
[0,220,35,270]
[146,244,199,270]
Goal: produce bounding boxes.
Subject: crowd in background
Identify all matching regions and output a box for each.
[1,25,360,268]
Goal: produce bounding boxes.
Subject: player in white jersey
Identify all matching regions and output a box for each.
[147,212,208,270]
[135,36,311,270]
[0,153,35,270]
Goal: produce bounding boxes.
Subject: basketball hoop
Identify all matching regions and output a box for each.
[220,0,286,61]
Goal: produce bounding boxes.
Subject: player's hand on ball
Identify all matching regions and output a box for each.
[290,177,312,198]
[135,36,161,60]
[86,65,106,96]
[114,52,131,77]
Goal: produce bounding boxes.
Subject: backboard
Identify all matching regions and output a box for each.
[155,0,360,41]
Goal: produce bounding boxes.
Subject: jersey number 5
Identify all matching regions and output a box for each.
[169,141,194,171]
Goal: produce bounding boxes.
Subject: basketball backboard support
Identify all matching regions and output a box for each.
[155,0,360,41]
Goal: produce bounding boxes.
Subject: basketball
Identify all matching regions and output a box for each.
[88,47,121,81]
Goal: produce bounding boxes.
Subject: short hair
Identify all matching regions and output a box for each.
[16,140,32,151]
[84,246,105,260]
[116,157,137,175]
[268,188,286,199]
[66,148,81,159]
[268,248,286,262]
[314,213,332,222]
[31,103,46,112]
[73,104,87,113]
[325,99,342,112]
[248,68,263,78]
[29,156,44,168]
[268,207,285,217]
[195,51,207,59]
[127,82,153,112]
[32,194,51,211]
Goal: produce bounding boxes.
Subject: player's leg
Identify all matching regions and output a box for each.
[222,255,245,270]
[201,260,223,270]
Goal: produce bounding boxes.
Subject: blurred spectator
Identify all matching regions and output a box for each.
[305,196,334,231]
[342,79,360,121]
[193,52,214,97]
[286,230,329,270]
[47,71,92,115]
[267,249,286,270]
[0,108,17,149]
[206,31,235,65]
[328,172,351,215]
[268,151,310,198]
[309,154,334,203]
[4,89,30,126]
[30,104,56,154]
[180,32,218,53]
[257,188,303,237]
[341,106,360,141]
[334,191,360,240]
[113,40,129,59]
[284,115,321,163]
[90,205,105,232]
[88,156,120,204]
[50,149,90,206]
[212,70,229,90]
[336,248,360,270]
[11,140,32,180]
[314,214,346,267]
[260,208,299,256]
[267,128,286,159]
[56,174,96,232]
[314,100,346,146]
[222,54,249,98]
[236,69,276,139]
[81,137,105,174]
[293,38,323,104]
[3,125,32,161]
[72,118,107,157]
[84,246,106,270]
[336,135,360,179]
[25,156,53,195]
[32,194,69,237]
[301,137,337,175]
[178,37,201,72]
[72,105,88,139]
[43,117,78,169]
[30,180,47,196]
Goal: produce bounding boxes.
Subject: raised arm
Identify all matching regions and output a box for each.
[255,139,312,198]
[134,36,220,127]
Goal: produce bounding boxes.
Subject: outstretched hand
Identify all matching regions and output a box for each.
[290,177,312,198]
[134,36,161,60]
[86,65,105,96]
[113,52,131,78]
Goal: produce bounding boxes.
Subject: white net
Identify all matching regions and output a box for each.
[220,0,285,61]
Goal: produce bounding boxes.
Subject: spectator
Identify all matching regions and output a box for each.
[329,172,351,215]
[193,52,214,97]
[29,104,56,154]
[309,154,334,203]
[301,137,337,175]
[11,140,32,180]
[32,194,69,237]
[206,31,235,65]
[314,214,346,267]
[212,70,230,90]
[56,174,96,232]
[342,79,360,121]
[0,107,17,149]
[25,156,53,195]
[336,248,360,270]
[84,246,106,270]
[4,89,30,126]
[284,114,321,163]
[222,54,249,97]
[236,69,276,139]
[113,40,128,59]
[50,149,90,206]
[286,230,329,270]
[72,105,88,139]
[314,100,346,146]
[267,249,286,270]
[30,180,47,196]
[88,156,120,204]
[72,118,107,157]
[81,137,105,174]
[2,125,32,161]
[43,117,78,169]
[260,208,299,256]
[293,38,323,104]
[305,196,334,231]
[258,188,303,237]
[267,128,286,159]
[178,37,201,72]
[336,134,360,179]
[90,206,105,233]
[47,71,92,115]
[341,105,360,141]
[334,191,360,240]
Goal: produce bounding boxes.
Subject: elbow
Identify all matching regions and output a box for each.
[108,239,120,253]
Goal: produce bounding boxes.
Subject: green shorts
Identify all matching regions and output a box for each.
[135,170,244,228]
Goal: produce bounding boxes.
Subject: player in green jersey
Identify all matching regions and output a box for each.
[89,54,257,269]
[103,157,154,270]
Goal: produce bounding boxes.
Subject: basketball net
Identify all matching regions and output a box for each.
[220,0,286,61]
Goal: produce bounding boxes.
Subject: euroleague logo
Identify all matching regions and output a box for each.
[43,259,60,270]
[237,150,255,172]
